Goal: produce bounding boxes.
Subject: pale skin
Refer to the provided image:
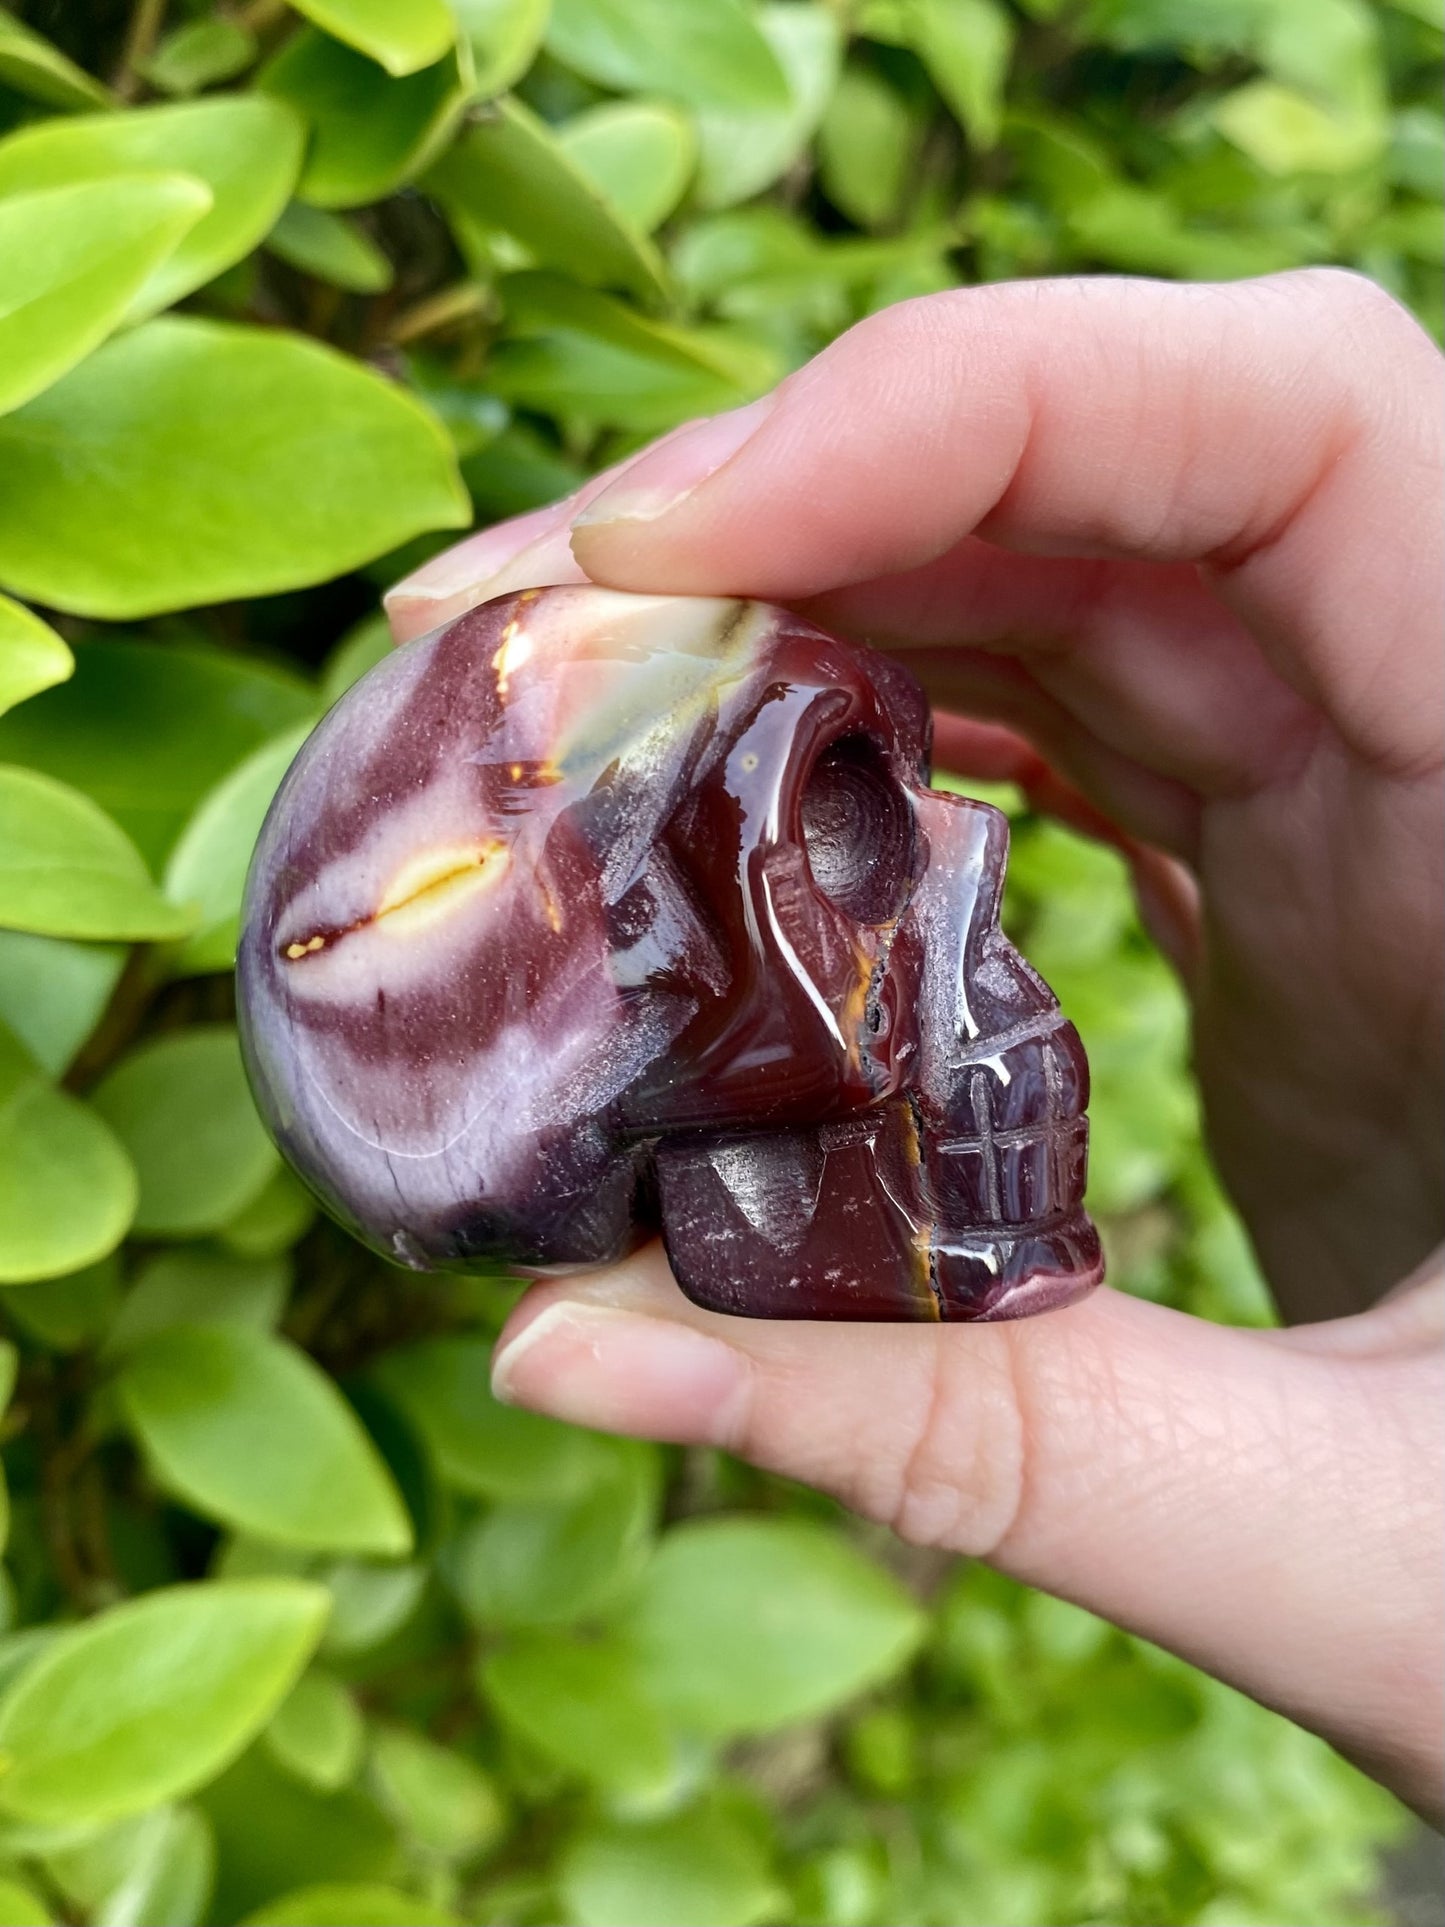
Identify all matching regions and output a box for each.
[389,270,1445,1821]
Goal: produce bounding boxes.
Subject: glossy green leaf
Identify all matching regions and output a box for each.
[0,9,111,111]
[545,0,790,112]
[0,1580,329,1825]
[290,0,455,77]
[693,3,841,209]
[0,1255,121,1348]
[0,767,192,943]
[0,318,469,620]
[140,17,258,95]
[0,930,121,1077]
[106,1248,289,1356]
[0,98,304,320]
[41,1803,215,1927]
[0,176,209,418]
[0,1877,50,1925]
[319,613,396,706]
[89,1026,278,1238]
[218,1167,317,1261]
[265,1672,365,1791]
[817,62,920,229]
[118,1325,413,1556]
[0,638,315,870]
[163,724,313,977]
[490,271,775,430]
[560,101,696,234]
[481,1634,677,1796]
[0,596,70,721]
[1212,81,1388,174]
[200,1746,399,1926]
[455,0,550,97]
[266,203,394,293]
[244,1885,462,1927]
[261,30,473,211]
[449,1438,658,1628]
[619,1519,925,1736]
[559,1798,782,1927]
[319,1561,429,1657]
[372,1337,606,1500]
[911,0,1014,149]
[427,97,667,300]
[368,1724,504,1859]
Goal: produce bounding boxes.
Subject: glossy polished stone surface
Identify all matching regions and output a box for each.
[238,587,1102,1321]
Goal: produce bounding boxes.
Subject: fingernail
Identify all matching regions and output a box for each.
[384,520,588,638]
[491,1301,751,1444]
[573,394,776,531]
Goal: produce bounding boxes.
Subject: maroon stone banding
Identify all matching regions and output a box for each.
[238,587,1102,1321]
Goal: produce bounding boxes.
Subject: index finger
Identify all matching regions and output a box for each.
[567,270,1443,775]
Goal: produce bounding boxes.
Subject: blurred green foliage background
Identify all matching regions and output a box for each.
[0,0,1438,1922]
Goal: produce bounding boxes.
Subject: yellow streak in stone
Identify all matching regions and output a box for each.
[492,620,532,697]
[373,840,509,938]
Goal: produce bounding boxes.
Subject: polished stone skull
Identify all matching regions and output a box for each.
[238,586,1102,1321]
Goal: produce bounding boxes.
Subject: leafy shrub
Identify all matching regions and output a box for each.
[0,1,1436,1923]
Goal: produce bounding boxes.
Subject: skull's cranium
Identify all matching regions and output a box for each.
[238,586,1102,1321]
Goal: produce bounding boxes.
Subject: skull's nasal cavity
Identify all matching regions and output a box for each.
[800,735,913,925]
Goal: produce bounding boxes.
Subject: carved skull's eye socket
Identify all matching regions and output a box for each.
[800,734,914,925]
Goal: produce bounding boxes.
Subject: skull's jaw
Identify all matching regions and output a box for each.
[654,1103,1102,1323]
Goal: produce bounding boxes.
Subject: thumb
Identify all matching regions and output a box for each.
[492,1249,1444,1818]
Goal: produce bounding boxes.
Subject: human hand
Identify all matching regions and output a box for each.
[389,271,1444,1818]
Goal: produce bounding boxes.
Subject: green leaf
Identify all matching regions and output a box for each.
[289,0,455,76]
[1,1255,121,1348]
[545,0,790,113]
[163,724,313,977]
[455,0,550,97]
[0,596,70,722]
[368,1724,504,1860]
[560,101,696,235]
[140,17,258,96]
[0,176,209,419]
[0,1580,329,1826]
[0,638,316,870]
[0,98,304,321]
[105,1247,290,1356]
[618,1519,924,1736]
[244,1885,462,1927]
[261,30,474,211]
[0,9,111,111]
[265,1671,365,1791]
[118,1326,413,1556]
[489,271,775,431]
[372,1337,607,1501]
[817,62,920,229]
[0,318,469,620]
[449,1438,658,1628]
[1211,80,1388,174]
[480,1634,677,1796]
[559,1798,782,1927]
[0,928,125,1077]
[427,97,667,301]
[218,1166,317,1260]
[319,613,396,706]
[909,0,1013,149]
[89,1026,278,1238]
[319,1561,428,1657]
[266,203,394,293]
[694,3,841,209]
[0,766,190,943]
[0,1877,50,1925]
[41,1803,215,1927]
[200,1746,399,1927]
